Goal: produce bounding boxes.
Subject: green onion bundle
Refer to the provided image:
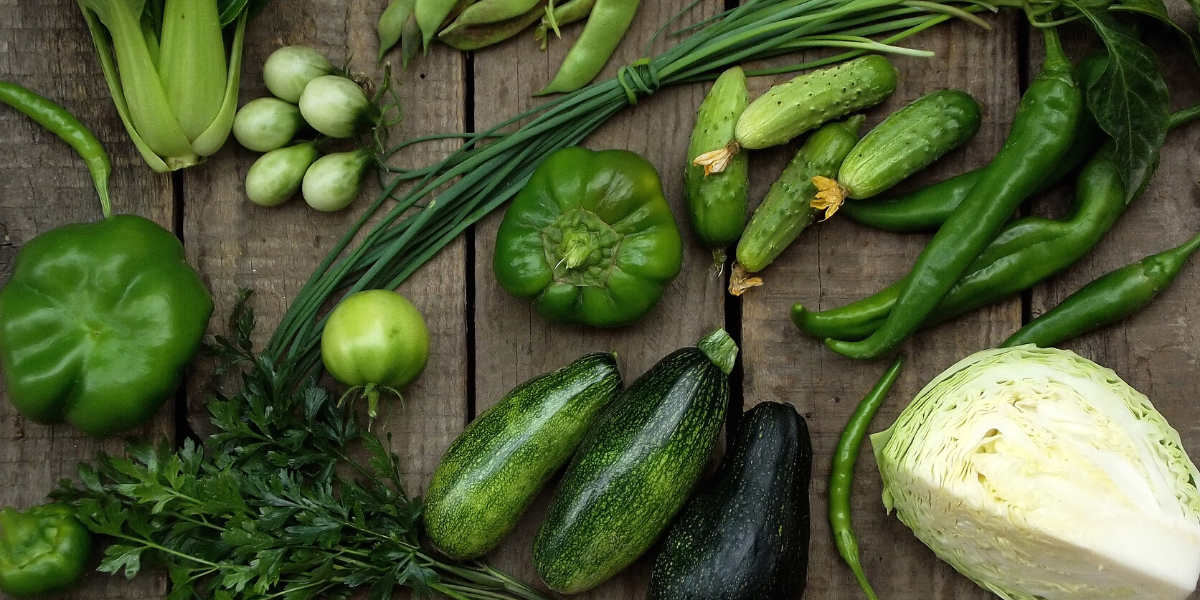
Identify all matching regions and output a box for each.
[266,0,991,386]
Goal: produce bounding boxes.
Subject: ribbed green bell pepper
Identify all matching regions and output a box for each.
[0,215,212,436]
[493,147,683,327]
[0,504,92,597]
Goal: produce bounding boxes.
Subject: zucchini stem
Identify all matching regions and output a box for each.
[697,328,739,375]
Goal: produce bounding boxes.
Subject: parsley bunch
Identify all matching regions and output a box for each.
[53,295,548,600]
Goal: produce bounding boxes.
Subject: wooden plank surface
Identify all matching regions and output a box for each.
[1,1,1200,599]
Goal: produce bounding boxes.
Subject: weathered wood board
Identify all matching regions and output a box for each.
[0,1,1197,599]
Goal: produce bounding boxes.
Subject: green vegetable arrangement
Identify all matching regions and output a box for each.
[873,346,1200,600]
[77,0,273,172]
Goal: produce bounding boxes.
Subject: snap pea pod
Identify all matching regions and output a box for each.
[840,54,1108,232]
[829,356,903,600]
[793,105,1200,340]
[534,0,596,49]
[442,0,541,34]
[537,0,640,94]
[730,116,864,295]
[685,67,749,266]
[439,1,546,50]
[826,29,1082,360]
[1002,231,1200,348]
[378,0,421,65]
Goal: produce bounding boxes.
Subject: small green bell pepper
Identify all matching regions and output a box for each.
[493,147,683,327]
[0,504,92,597]
[0,215,213,436]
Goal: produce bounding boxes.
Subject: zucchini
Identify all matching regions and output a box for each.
[730,115,864,295]
[649,401,813,600]
[821,89,982,203]
[685,67,750,264]
[424,352,621,560]
[694,55,896,175]
[532,330,738,594]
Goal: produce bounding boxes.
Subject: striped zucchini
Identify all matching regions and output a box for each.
[423,352,621,559]
[532,330,737,594]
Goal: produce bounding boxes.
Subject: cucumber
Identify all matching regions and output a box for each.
[836,89,982,199]
[736,55,896,151]
[423,352,621,560]
[685,67,750,263]
[730,115,864,295]
[532,330,738,594]
[648,402,813,600]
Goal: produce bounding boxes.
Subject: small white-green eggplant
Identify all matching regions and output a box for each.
[299,76,376,139]
[303,149,374,212]
[245,141,319,207]
[264,46,335,103]
[233,98,304,152]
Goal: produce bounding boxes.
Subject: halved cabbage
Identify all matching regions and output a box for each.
[872,345,1200,600]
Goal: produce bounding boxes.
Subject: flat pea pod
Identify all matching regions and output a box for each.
[415,0,464,50]
[815,90,981,208]
[1002,231,1200,348]
[442,0,540,34]
[534,0,596,49]
[730,115,864,295]
[378,0,421,66]
[0,81,111,217]
[693,55,896,175]
[793,105,1200,341]
[826,29,1082,360]
[841,54,1109,232]
[830,356,903,600]
[537,0,640,95]
[685,67,749,265]
[439,1,546,50]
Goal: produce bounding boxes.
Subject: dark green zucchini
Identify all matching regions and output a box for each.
[423,352,621,560]
[648,401,813,600]
[532,330,738,594]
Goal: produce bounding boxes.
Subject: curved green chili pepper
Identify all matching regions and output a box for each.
[0,81,111,217]
[825,29,1082,360]
[829,356,903,600]
[1002,231,1200,348]
[793,105,1200,341]
[537,0,640,94]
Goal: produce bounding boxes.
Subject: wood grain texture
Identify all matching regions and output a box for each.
[738,15,1023,600]
[181,1,468,489]
[468,0,725,596]
[0,1,173,598]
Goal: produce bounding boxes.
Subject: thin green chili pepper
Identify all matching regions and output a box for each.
[537,0,640,94]
[1001,231,1200,348]
[825,28,1082,360]
[794,104,1200,341]
[0,81,111,218]
[830,356,903,600]
[439,1,547,50]
[534,0,597,49]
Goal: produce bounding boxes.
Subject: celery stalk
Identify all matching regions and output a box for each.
[191,12,246,156]
[159,0,227,141]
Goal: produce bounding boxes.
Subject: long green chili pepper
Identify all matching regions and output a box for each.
[793,104,1200,340]
[830,356,903,600]
[1003,231,1200,348]
[825,28,1082,360]
[0,81,111,217]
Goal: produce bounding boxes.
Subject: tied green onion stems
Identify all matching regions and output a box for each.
[264,0,990,387]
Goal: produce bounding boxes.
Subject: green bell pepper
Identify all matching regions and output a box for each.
[0,215,213,436]
[0,504,92,597]
[493,147,683,327]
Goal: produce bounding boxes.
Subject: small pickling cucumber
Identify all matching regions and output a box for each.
[693,55,895,174]
[729,116,863,295]
[533,330,737,594]
[423,353,621,560]
[822,89,981,203]
[685,67,750,263]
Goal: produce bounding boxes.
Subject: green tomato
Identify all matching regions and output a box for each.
[320,290,430,417]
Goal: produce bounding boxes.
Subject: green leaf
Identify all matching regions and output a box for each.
[1069,1,1170,201]
[99,544,146,579]
[1110,0,1200,65]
